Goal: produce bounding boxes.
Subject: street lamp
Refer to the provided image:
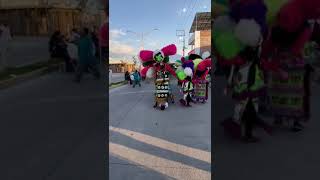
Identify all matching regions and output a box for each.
[126,28,159,50]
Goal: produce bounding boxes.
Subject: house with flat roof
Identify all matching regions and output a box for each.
[109,60,135,73]
[188,12,211,56]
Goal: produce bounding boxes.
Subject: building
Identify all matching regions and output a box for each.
[188,12,211,56]
[109,61,135,73]
[0,0,105,36]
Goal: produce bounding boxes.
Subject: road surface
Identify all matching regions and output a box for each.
[213,76,320,180]
[109,80,211,180]
[0,69,107,179]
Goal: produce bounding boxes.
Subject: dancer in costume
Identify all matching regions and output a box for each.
[260,0,319,131]
[139,44,177,110]
[213,0,272,142]
[181,75,194,107]
[193,56,212,103]
[175,54,212,104]
[224,46,271,142]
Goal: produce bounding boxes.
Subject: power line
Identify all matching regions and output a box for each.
[183,0,200,31]
[184,0,200,31]
[177,0,193,28]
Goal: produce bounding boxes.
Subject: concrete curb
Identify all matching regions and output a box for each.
[109,81,127,89]
[0,63,62,90]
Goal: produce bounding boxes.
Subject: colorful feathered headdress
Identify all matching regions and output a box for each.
[139,44,177,78]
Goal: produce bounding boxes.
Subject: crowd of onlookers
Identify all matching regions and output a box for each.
[49,24,107,83]
[125,70,141,88]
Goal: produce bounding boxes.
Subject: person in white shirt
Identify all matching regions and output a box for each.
[69,28,80,44]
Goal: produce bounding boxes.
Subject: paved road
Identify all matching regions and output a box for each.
[0,68,107,179]
[109,81,211,180]
[213,76,320,180]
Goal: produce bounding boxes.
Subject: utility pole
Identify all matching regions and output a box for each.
[176,30,186,56]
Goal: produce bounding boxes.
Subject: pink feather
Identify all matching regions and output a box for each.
[139,50,154,62]
[278,0,304,33]
[197,59,212,72]
[161,44,177,56]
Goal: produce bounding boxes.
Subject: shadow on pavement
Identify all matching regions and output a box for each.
[213,77,320,180]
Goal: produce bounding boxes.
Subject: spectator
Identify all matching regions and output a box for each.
[132,70,141,88]
[67,41,78,68]
[74,28,101,83]
[69,28,80,44]
[125,71,132,85]
[49,31,74,72]
[91,27,100,58]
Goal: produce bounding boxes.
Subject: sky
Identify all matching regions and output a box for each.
[109,0,211,63]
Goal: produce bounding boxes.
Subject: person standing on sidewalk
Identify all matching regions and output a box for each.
[74,28,101,83]
[69,28,80,44]
[125,71,132,85]
[132,70,141,88]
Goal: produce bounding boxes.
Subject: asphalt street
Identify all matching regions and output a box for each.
[213,76,320,180]
[109,80,211,180]
[0,69,107,180]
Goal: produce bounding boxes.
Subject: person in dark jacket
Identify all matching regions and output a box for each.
[125,71,132,84]
[49,31,74,72]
